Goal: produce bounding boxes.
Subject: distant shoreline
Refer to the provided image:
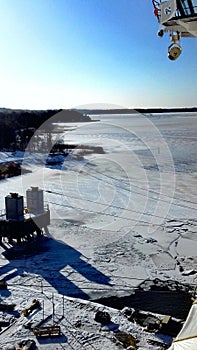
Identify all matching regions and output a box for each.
[77,107,197,115]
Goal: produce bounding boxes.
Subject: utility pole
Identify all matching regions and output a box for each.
[42,300,44,321]
[62,295,65,319]
[41,279,43,294]
[52,293,55,325]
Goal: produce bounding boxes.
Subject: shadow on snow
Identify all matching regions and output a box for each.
[0,236,111,299]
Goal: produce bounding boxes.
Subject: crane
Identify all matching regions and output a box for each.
[152,0,197,60]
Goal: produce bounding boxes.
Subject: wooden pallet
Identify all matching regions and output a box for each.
[33,325,61,337]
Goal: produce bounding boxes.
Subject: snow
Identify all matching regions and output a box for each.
[0,112,197,349]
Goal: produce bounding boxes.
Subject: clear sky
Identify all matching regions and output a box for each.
[0,0,196,109]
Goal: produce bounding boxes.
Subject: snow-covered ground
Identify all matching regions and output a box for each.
[0,112,197,349]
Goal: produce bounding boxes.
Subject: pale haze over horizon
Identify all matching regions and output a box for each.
[0,0,196,110]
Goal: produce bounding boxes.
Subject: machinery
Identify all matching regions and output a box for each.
[0,188,50,245]
[22,299,41,317]
[152,0,197,59]
[16,339,36,350]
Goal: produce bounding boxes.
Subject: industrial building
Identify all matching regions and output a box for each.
[0,187,50,245]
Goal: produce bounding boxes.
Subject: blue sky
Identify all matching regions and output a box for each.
[0,0,196,109]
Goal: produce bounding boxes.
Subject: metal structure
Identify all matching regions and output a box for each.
[26,187,44,215]
[0,189,50,245]
[5,193,24,221]
[152,0,197,59]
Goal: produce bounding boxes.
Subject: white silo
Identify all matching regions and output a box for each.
[26,187,44,214]
[5,193,24,221]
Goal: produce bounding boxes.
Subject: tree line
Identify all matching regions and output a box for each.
[0,108,90,150]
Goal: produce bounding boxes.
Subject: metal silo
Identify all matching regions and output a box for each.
[26,187,44,214]
[5,193,24,221]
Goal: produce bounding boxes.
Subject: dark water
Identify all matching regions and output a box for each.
[94,290,192,319]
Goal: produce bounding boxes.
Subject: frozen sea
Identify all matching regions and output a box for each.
[24,111,197,229]
[0,112,197,349]
[1,112,197,250]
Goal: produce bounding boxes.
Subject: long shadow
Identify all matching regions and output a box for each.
[37,334,68,345]
[0,236,111,299]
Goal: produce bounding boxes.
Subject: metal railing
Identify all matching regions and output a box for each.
[152,0,197,23]
[0,209,6,219]
[0,205,49,221]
